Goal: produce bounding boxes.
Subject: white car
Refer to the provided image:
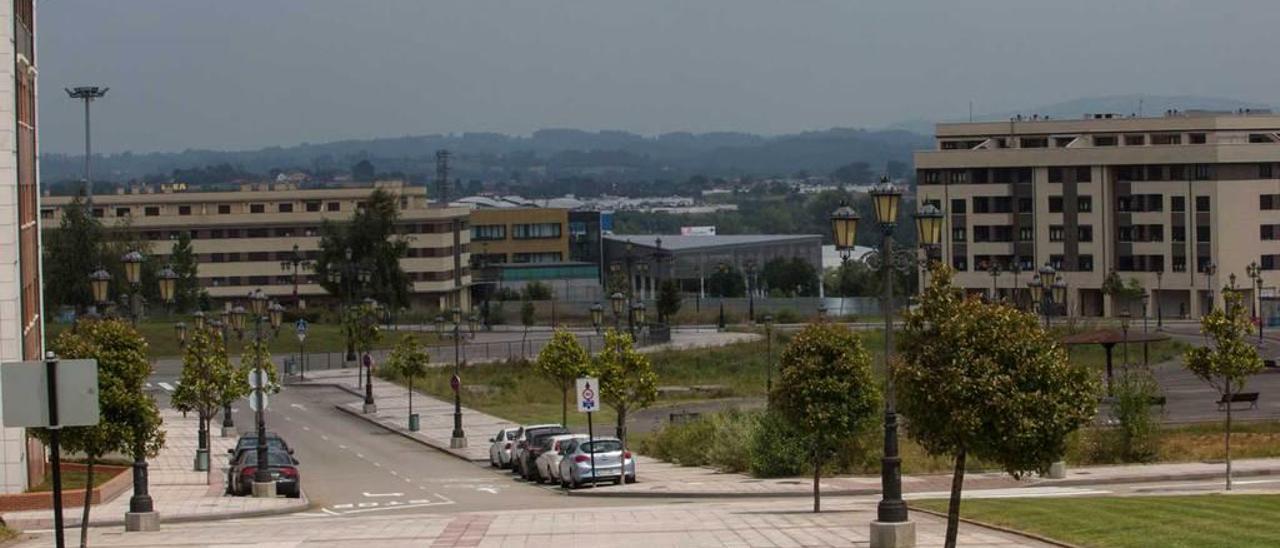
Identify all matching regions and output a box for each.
[534,434,588,484]
[488,427,519,469]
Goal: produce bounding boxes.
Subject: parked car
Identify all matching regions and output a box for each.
[229,432,292,461]
[228,448,301,498]
[510,424,566,479]
[557,437,636,489]
[534,434,588,484]
[521,427,571,482]
[488,427,520,469]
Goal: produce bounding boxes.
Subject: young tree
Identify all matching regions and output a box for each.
[314,189,412,310]
[41,196,105,312]
[534,329,592,425]
[385,334,430,418]
[520,300,536,354]
[707,265,746,298]
[30,319,164,546]
[1184,289,1263,490]
[656,279,682,323]
[594,328,658,447]
[168,231,201,312]
[773,322,879,512]
[171,326,238,484]
[897,265,1098,547]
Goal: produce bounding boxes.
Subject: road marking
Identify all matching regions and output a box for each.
[338,445,348,449]
[356,453,364,458]
[158,382,175,391]
[373,462,382,468]
[389,470,399,476]
[320,435,329,441]
[478,486,498,494]
[302,426,311,431]
[321,508,341,516]
[362,492,404,498]
[290,403,308,411]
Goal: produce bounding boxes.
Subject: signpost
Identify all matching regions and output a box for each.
[248,369,269,412]
[295,319,308,381]
[3,354,100,548]
[576,377,599,486]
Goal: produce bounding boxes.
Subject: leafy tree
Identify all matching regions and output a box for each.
[521,281,553,300]
[169,231,201,312]
[1102,270,1145,316]
[314,189,412,311]
[31,319,164,546]
[772,322,879,512]
[385,334,430,419]
[656,279,682,323]
[41,196,105,312]
[352,159,376,182]
[762,257,819,297]
[594,328,658,448]
[343,300,383,355]
[1184,289,1264,490]
[534,329,592,425]
[707,265,746,298]
[896,264,1098,547]
[520,300,537,354]
[172,326,238,483]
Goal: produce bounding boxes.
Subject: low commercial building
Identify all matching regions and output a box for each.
[602,234,823,299]
[42,180,472,310]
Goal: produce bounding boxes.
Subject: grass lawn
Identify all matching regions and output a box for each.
[912,495,1280,548]
[45,320,401,359]
[27,464,126,493]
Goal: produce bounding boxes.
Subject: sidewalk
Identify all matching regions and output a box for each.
[309,366,1280,502]
[1,409,308,531]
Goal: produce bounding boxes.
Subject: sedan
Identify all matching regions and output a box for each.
[534,434,588,484]
[557,437,636,489]
[488,427,519,469]
[229,449,301,498]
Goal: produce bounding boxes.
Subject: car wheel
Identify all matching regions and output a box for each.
[625,475,637,484]
[287,489,301,499]
[614,477,623,486]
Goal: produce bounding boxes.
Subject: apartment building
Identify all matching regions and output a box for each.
[0,0,42,493]
[42,180,472,310]
[915,110,1280,320]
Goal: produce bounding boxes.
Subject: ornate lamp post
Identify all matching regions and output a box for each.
[590,303,604,334]
[280,244,311,308]
[125,263,163,530]
[630,301,647,342]
[248,289,275,497]
[1247,261,1263,341]
[158,265,178,313]
[468,312,479,340]
[831,201,860,320]
[89,267,112,313]
[988,262,1002,301]
[913,204,944,282]
[610,292,625,331]
[1052,278,1068,322]
[361,298,379,413]
[449,307,467,448]
[1204,261,1218,313]
[121,250,145,324]
[1028,275,1044,326]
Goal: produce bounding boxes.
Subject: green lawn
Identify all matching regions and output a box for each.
[45,320,402,359]
[912,495,1280,548]
[27,465,126,493]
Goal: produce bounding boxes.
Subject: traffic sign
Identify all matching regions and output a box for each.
[2,359,100,428]
[248,389,269,412]
[576,377,599,413]
[450,374,461,393]
[295,319,308,342]
[362,353,374,369]
[248,369,268,389]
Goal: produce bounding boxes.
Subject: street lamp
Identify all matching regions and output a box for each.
[1204,261,1217,313]
[450,306,467,448]
[247,289,275,497]
[122,250,145,324]
[610,292,625,330]
[1248,261,1263,342]
[988,262,1002,301]
[174,322,187,347]
[468,313,479,339]
[158,265,178,311]
[89,267,111,309]
[361,299,379,413]
[268,301,285,333]
[831,201,861,320]
[590,302,604,334]
[1155,270,1164,330]
[914,204,944,287]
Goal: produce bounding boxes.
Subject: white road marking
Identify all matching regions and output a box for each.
[373,462,382,468]
[302,426,311,431]
[389,470,399,476]
[338,445,348,449]
[478,487,498,494]
[290,403,308,411]
[320,435,329,441]
[355,453,364,458]
[158,382,175,391]
[321,508,341,516]
[362,492,404,498]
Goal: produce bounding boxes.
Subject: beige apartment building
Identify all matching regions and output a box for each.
[915,110,1280,321]
[42,180,472,311]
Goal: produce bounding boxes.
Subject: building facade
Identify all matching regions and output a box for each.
[0,0,42,493]
[43,181,472,311]
[602,234,823,300]
[916,110,1280,320]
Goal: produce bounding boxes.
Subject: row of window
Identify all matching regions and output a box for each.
[920,163,1256,186]
[952,222,1211,244]
[473,222,563,241]
[200,268,468,288]
[951,253,1241,274]
[951,194,1216,216]
[126,221,463,243]
[956,254,1095,273]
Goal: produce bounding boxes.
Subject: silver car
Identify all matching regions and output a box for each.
[487,427,519,469]
[535,434,588,484]
[556,437,636,488]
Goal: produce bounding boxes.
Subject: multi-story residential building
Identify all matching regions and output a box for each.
[42,180,472,310]
[916,110,1280,320]
[1,0,42,493]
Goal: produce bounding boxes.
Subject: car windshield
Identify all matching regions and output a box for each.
[267,452,295,466]
[582,440,622,453]
[506,431,518,440]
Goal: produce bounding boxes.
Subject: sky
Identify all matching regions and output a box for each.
[36,0,1280,154]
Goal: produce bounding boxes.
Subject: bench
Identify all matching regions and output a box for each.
[1217,392,1260,411]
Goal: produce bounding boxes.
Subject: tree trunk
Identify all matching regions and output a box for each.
[561,385,568,427]
[945,450,967,548]
[812,451,822,513]
[1225,387,1234,491]
[616,407,627,444]
[80,457,95,548]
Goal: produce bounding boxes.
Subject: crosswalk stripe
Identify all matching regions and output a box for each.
[158,382,175,391]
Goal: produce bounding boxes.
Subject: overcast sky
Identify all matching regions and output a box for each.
[37,0,1280,154]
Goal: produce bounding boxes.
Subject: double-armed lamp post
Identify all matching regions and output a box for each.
[830,177,943,547]
[1026,265,1067,329]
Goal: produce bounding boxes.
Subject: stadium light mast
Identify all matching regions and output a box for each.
[65,86,108,207]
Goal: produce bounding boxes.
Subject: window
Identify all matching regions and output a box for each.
[1078,225,1093,242]
[278,203,293,213]
[1048,196,1063,213]
[973,226,991,242]
[1078,255,1094,272]
[1195,196,1210,212]
[1172,196,1186,212]
[92,208,104,218]
[1094,135,1117,147]
[248,252,269,261]
[1263,225,1280,241]
[211,253,225,263]
[1049,255,1064,271]
[1169,165,1186,180]
[1194,165,1212,180]
[326,202,340,212]
[1019,227,1033,241]
[1118,226,1134,242]
[1049,225,1064,242]
[247,228,269,238]
[274,228,295,237]
[1265,255,1280,271]
[226,229,241,238]
[973,197,990,213]
[1266,195,1280,210]
[250,204,265,214]
[41,208,53,219]
[948,170,968,184]
[1172,225,1186,242]
[972,169,989,184]
[992,197,1013,213]
[1077,167,1092,182]
[1147,166,1164,180]
[1048,167,1063,183]
[1263,164,1277,179]
[1152,133,1182,145]
[305,201,321,212]
[178,205,191,216]
[218,204,232,214]
[1196,226,1211,242]
[952,256,968,271]
[472,224,507,241]
[950,199,966,214]
[1173,256,1187,272]
[1124,134,1146,146]
[1021,137,1048,148]
[1017,198,1033,213]
[512,252,562,263]
[992,226,1013,242]
[923,170,941,184]
[1189,133,1207,144]
[1078,196,1092,212]
[115,207,130,217]
[513,223,561,239]
[952,227,966,242]
[209,229,224,239]
[144,206,160,216]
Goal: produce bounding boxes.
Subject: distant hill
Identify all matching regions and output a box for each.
[889,94,1274,135]
[39,128,932,185]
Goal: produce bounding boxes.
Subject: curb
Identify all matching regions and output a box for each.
[907,504,1081,548]
[331,404,487,464]
[1032,466,1280,489]
[564,486,879,499]
[6,494,311,531]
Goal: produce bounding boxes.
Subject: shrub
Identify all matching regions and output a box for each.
[749,410,806,477]
[773,309,801,324]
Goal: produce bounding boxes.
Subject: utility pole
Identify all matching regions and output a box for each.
[65,86,108,207]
